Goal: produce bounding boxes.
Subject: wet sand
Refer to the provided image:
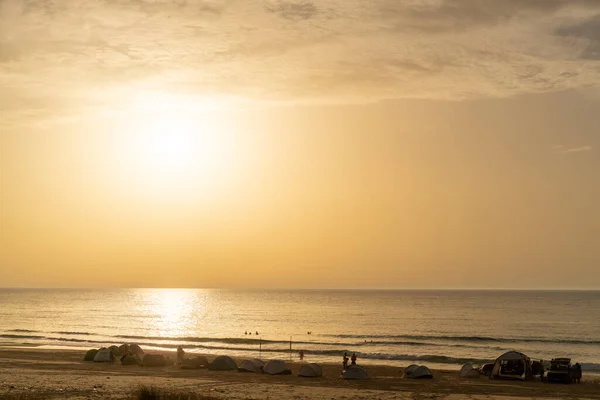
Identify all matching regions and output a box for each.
[1,347,599,399]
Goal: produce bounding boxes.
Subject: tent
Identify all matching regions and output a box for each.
[208,355,238,371]
[121,353,142,366]
[93,348,113,362]
[403,365,433,379]
[118,344,130,356]
[84,349,98,362]
[142,354,170,367]
[238,359,264,373]
[129,343,144,356]
[342,365,368,380]
[263,360,291,375]
[108,345,120,357]
[298,363,323,378]
[490,351,533,381]
[181,356,209,370]
[479,363,494,377]
[460,364,480,379]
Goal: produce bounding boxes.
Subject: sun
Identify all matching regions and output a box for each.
[118,93,240,201]
[134,116,222,180]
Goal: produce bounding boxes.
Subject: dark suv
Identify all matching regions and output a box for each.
[546,358,582,384]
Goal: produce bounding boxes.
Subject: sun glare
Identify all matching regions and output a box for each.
[118,92,241,201]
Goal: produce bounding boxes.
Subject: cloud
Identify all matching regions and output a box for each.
[1,0,600,127]
[554,145,594,154]
[555,14,600,60]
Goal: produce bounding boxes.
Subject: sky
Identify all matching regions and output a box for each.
[0,0,599,289]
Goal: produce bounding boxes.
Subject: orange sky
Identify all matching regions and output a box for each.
[1,1,599,289]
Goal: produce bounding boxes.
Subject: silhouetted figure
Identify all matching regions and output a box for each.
[244,331,247,335]
[299,350,304,360]
[343,352,349,370]
[351,353,357,365]
[255,331,259,335]
[177,346,185,365]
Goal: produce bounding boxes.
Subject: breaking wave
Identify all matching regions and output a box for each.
[2,332,600,371]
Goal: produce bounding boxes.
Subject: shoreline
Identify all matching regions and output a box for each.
[1,346,600,399]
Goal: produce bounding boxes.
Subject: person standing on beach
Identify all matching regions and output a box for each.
[177,346,185,365]
[351,353,357,365]
[343,352,349,370]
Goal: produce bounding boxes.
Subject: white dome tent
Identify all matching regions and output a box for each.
[342,365,368,380]
[263,360,291,375]
[93,348,112,363]
[298,363,323,378]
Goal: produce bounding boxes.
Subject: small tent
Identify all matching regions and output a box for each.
[181,356,209,370]
[490,351,532,381]
[84,349,99,362]
[342,365,368,380]
[208,355,238,371]
[121,353,142,366]
[118,344,130,356]
[129,343,144,356]
[460,364,480,379]
[298,363,323,378]
[93,347,112,362]
[263,360,291,375]
[403,365,433,379]
[238,359,264,373]
[142,354,170,367]
[108,345,120,357]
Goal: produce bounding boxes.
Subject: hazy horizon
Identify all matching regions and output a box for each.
[1,1,599,290]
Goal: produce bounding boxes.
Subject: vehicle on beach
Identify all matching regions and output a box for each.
[546,358,582,384]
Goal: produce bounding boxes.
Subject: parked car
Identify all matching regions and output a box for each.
[546,358,581,384]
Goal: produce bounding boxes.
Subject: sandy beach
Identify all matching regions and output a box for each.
[1,347,599,400]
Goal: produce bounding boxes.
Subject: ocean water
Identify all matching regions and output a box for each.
[1,289,599,373]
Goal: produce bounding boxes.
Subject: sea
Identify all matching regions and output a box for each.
[1,289,599,373]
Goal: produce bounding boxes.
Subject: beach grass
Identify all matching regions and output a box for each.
[134,386,220,400]
[0,386,220,400]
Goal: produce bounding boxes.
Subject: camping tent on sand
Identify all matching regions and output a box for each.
[142,354,170,367]
[298,363,323,378]
[490,351,533,381]
[121,353,142,366]
[342,365,368,380]
[263,360,292,375]
[238,359,264,373]
[403,364,433,379]
[209,355,238,371]
[118,344,130,356]
[128,343,144,356]
[460,364,480,379]
[84,349,98,362]
[93,348,112,363]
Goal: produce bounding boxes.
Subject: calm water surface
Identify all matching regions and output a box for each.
[1,289,599,372]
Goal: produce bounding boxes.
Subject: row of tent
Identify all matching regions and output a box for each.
[87,347,535,381]
[84,344,144,362]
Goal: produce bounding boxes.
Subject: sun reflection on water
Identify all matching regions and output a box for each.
[144,289,200,337]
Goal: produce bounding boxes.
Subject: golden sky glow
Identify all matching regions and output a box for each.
[1,1,599,289]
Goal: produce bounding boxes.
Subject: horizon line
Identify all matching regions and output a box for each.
[1,287,599,291]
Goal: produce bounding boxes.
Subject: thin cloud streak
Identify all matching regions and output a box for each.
[554,144,594,154]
